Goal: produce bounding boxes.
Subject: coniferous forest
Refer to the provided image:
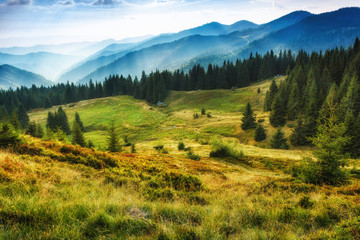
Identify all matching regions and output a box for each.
[264,38,360,157]
[0,50,294,114]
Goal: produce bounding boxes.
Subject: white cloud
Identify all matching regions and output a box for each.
[92,0,119,5]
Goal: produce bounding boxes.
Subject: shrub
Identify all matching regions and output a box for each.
[201,108,206,115]
[209,137,245,159]
[193,113,199,119]
[178,142,185,150]
[154,145,164,151]
[291,157,322,185]
[298,196,314,209]
[270,128,289,149]
[187,151,200,161]
[0,123,21,148]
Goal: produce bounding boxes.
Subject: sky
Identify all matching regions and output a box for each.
[0,0,359,47]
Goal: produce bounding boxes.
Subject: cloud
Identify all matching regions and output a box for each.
[57,0,75,5]
[7,0,31,5]
[92,0,119,5]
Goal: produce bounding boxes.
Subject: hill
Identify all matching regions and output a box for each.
[1,77,360,239]
[0,64,52,89]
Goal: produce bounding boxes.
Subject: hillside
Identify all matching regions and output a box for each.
[1,77,360,239]
[29,77,311,159]
[0,64,52,89]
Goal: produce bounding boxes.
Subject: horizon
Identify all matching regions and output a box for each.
[0,0,359,48]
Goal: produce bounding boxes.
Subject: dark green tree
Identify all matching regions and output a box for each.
[264,80,278,111]
[270,128,289,149]
[10,109,20,130]
[0,106,8,123]
[290,118,310,146]
[71,121,86,147]
[254,124,266,141]
[269,94,286,127]
[241,102,256,130]
[75,112,85,132]
[107,120,120,152]
[310,106,349,185]
[17,104,29,129]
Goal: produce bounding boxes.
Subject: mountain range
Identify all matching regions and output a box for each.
[0,64,51,89]
[0,7,360,88]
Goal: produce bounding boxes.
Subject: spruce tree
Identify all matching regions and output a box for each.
[71,121,86,147]
[254,124,266,141]
[75,112,85,132]
[241,102,256,130]
[10,109,20,130]
[269,94,286,127]
[270,128,289,149]
[264,80,278,111]
[290,118,310,146]
[311,106,349,185]
[26,121,37,137]
[287,82,301,120]
[107,120,120,152]
[17,104,29,129]
[57,107,71,135]
[0,106,8,123]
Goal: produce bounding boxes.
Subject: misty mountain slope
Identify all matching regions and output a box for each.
[60,20,258,83]
[0,52,83,81]
[0,64,51,89]
[78,34,249,83]
[238,7,360,56]
[183,8,360,69]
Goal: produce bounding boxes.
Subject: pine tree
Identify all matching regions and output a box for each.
[241,102,256,130]
[270,128,289,149]
[254,124,266,141]
[71,121,86,147]
[107,120,120,152]
[287,82,301,120]
[264,80,278,111]
[57,107,71,135]
[0,106,8,123]
[269,94,286,127]
[26,121,37,137]
[75,112,85,132]
[17,104,29,129]
[10,109,20,130]
[290,118,310,146]
[311,106,349,185]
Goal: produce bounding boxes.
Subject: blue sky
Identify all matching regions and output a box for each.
[0,0,359,47]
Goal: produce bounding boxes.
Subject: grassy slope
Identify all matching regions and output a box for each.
[0,76,354,238]
[29,76,312,160]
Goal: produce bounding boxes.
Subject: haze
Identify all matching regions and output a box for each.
[0,0,359,47]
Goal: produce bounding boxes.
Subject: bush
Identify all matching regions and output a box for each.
[291,157,322,185]
[154,145,164,151]
[201,108,206,115]
[209,137,245,159]
[0,123,21,148]
[187,151,200,161]
[193,113,199,119]
[178,142,185,150]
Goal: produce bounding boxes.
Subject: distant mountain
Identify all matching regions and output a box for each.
[0,64,51,89]
[75,11,312,83]
[244,7,360,53]
[78,34,248,83]
[183,8,360,70]
[0,52,83,81]
[58,20,258,83]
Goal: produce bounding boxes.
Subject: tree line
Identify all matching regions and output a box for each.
[0,50,294,114]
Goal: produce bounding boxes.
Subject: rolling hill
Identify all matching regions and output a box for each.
[0,64,52,89]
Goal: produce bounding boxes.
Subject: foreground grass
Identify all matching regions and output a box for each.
[0,135,360,239]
